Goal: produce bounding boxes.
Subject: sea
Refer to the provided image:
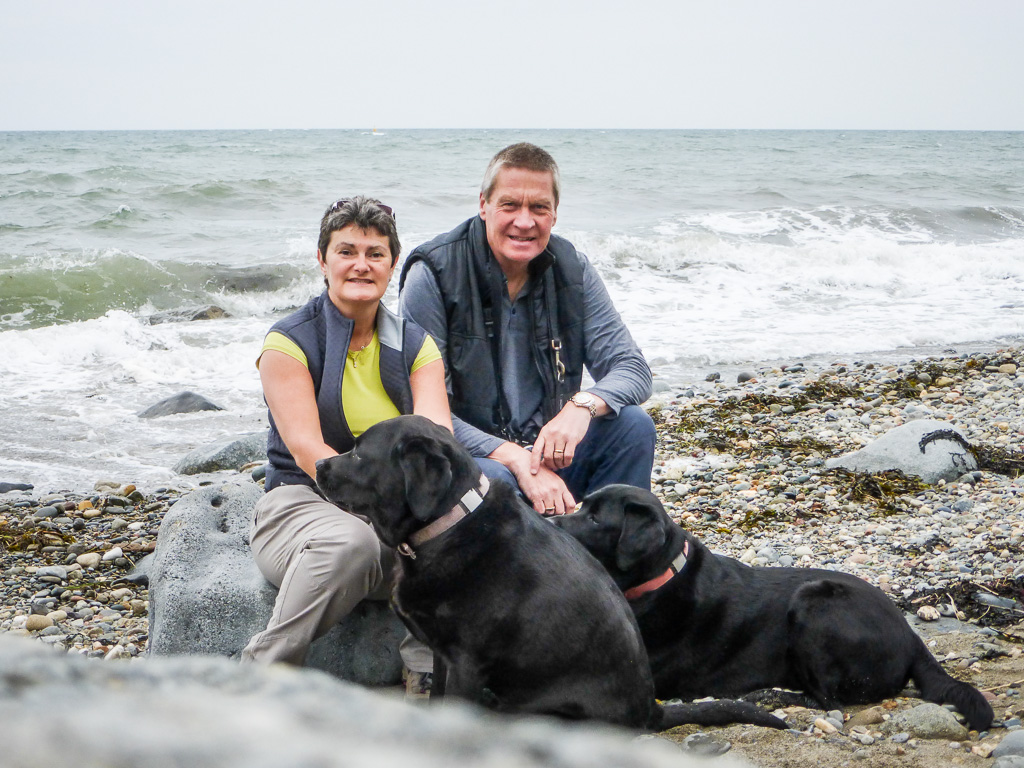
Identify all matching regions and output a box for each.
[2,129,1022,494]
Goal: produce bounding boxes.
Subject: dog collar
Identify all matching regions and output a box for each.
[398,475,490,559]
[623,541,690,601]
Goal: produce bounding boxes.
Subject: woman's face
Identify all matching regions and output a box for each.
[318,224,395,312]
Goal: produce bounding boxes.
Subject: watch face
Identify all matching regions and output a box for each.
[572,393,596,415]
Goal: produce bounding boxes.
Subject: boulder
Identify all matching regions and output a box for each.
[0,636,723,768]
[143,305,229,325]
[172,431,268,475]
[880,702,968,740]
[825,419,978,484]
[0,481,33,493]
[148,481,405,686]
[993,730,1024,759]
[138,391,225,419]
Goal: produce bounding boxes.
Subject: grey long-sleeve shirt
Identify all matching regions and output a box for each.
[399,250,652,458]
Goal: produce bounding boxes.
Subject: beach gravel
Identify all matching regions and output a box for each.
[2,346,1024,767]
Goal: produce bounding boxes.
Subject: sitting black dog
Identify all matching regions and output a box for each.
[552,484,993,732]
[315,415,785,731]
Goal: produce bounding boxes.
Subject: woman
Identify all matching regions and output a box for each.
[241,197,449,697]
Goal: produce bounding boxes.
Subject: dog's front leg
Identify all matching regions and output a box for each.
[430,653,447,702]
[442,655,496,709]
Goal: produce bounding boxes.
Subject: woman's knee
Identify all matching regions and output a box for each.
[312,521,383,582]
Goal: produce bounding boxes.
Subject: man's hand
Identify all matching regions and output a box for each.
[530,394,607,473]
[516,464,576,516]
[489,442,576,515]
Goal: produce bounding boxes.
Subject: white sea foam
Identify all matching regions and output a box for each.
[0,312,268,491]
[571,229,1024,373]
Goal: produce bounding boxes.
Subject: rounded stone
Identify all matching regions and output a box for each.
[76,553,102,569]
[25,614,54,631]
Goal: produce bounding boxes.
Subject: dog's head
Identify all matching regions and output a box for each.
[552,484,675,586]
[315,415,479,548]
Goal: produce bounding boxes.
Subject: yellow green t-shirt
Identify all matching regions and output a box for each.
[259,330,441,437]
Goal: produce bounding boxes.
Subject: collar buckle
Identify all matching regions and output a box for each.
[402,475,490,553]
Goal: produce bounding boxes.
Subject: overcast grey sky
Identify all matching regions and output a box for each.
[2,0,1022,131]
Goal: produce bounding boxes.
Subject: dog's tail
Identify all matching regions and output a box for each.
[910,645,993,732]
[654,699,788,731]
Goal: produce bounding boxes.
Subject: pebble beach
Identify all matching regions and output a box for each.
[3,344,1024,766]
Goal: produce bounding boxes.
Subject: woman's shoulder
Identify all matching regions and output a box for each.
[269,292,327,337]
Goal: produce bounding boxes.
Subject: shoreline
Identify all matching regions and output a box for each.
[3,336,1024,499]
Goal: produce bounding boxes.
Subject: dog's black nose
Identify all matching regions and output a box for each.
[315,458,328,475]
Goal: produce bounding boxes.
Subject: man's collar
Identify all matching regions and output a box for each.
[623,541,690,601]
[398,475,490,559]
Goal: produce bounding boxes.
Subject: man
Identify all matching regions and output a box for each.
[399,143,654,516]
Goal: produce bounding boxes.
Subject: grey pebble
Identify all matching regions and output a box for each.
[680,732,731,757]
[35,566,68,581]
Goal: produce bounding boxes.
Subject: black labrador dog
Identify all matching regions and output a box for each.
[552,484,993,732]
[315,415,785,731]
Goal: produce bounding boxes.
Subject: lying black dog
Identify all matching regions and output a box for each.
[315,415,785,731]
[552,484,994,732]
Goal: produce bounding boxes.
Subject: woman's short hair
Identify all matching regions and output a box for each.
[480,143,560,207]
[317,196,400,266]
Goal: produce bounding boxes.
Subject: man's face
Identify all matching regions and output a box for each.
[479,167,558,274]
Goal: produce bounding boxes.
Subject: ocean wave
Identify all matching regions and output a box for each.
[90,205,139,228]
[648,203,1023,247]
[570,230,1024,368]
[0,251,303,330]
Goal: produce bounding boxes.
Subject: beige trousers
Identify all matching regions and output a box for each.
[240,484,432,672]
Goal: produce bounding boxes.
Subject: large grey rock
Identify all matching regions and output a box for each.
[880,702,968,740]
[138,390,226,418]
[144,305,229,325]
[173,431,268,475]
[0,636,736,768]
[148,481,405,685]
[0,481,34,493]
[994,730,1024,758]
[825,419,978,484]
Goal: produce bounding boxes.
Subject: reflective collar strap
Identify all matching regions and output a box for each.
[623,541,690,601]
[402,475,491,556]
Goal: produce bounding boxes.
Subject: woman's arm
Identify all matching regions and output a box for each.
[260,349,337,480]
[409,358,453,433]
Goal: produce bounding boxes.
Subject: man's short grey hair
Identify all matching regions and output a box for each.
[317,196,400,268]
[480,143,560,207]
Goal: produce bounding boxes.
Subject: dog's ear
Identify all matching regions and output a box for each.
[616,500,666,572]
[397,435,453,521]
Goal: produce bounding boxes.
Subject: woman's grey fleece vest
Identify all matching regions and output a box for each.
[264,293,426,491]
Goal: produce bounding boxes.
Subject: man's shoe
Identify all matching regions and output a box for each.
[404,669,432,701]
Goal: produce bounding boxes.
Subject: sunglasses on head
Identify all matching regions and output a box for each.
[328,198,396,221]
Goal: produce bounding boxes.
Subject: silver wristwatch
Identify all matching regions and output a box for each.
[570,392,597,418]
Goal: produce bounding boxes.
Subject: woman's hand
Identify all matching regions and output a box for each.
[489,442,576,516]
